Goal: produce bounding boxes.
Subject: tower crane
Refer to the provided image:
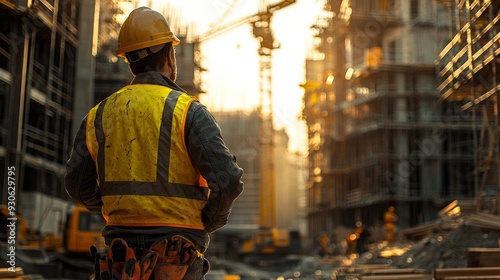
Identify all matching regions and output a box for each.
[193,0,296,230]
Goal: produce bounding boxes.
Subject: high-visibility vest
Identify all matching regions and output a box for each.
[86,84,208,229]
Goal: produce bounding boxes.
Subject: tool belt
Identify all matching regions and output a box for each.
[91,235,200,280]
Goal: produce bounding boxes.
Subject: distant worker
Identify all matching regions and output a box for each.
[384,206,398,243]
[355,221,370,255]
[345,230,357,255]
[64,7,244,280]
[317,233,330,257]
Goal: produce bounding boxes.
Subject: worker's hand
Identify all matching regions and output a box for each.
[201,191,232,233]
[82,190,103,213]
[201,210,228,233]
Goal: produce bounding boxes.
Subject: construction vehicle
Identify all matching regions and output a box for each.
[194,0,301,262]
[0,203,105,278]
[0,204,105,253]
[240,227,301,257]
[210,224,301,264]
[63,204,106,254]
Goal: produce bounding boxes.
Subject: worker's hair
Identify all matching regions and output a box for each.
[128,43,172,75]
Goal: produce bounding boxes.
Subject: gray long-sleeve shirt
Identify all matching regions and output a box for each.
[64,71,244,252]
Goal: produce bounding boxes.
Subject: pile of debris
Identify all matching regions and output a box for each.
[356,212,500,273]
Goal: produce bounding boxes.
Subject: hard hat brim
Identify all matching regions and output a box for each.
[117,35,180,57]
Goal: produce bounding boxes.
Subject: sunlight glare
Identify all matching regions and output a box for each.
[125,0,323,153]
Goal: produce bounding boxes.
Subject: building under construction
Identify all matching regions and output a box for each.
[0,0,93,235]
[302,0,491,241]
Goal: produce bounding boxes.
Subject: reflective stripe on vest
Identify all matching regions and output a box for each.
[86,84,208,229]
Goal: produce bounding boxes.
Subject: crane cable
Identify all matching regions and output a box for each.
[201,0,240,41]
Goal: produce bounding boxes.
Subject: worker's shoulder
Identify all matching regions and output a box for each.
[187,98,208,113]
[185,100,219,127]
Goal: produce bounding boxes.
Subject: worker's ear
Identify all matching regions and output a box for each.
[163,47,177,81]
[166,48,175,67]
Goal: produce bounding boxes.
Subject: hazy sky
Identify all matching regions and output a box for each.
[135,0,323,153]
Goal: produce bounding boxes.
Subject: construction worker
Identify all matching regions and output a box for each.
[384,206,398,243]
[355,221,370,255]
[345,230,357,255]
[64,7,244,280]
[317,233,329,257]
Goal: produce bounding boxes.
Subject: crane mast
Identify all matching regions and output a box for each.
[253,0,295,229]
[193,0,296,230]
[253,10,276,229]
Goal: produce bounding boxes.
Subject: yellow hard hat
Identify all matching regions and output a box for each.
[117,7,180,58]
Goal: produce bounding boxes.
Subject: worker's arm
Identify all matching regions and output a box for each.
[64,117,103,213]
[185,102,244,233]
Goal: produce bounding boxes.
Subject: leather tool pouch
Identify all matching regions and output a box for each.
[93,238,158,280]
[149,235,198,280]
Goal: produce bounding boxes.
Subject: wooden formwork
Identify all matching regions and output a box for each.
[467,248,500,268]
[361,273,431,280]
[433,267,500,280]
[333,264,432,280]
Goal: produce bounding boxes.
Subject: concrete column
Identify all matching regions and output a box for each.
[72,0,99,138]
[3,20,30,205]
[420,130,442,197]
[394,73,409,196]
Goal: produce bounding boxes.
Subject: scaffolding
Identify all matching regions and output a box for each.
[0,0,81,202]
[436,0,500,212]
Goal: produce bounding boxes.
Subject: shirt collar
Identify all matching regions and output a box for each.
[130,71,186,93]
